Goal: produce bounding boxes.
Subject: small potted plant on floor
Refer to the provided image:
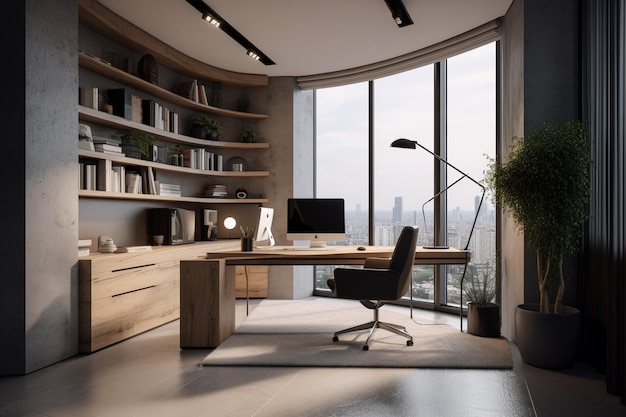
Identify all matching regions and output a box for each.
[188,114,222,140]
[485,119,591,368]
[464,263,500,337]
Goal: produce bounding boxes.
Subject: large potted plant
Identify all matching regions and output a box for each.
[464,263,500,338]
[485,119,590,368]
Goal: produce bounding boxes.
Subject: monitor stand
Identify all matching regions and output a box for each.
[292,241,336,251]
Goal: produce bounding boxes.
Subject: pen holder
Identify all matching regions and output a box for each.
[241,237,253,252]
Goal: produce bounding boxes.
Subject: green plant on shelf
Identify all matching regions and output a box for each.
[189,114,222,139]
[241,126,258,143]
[114,130,155,160]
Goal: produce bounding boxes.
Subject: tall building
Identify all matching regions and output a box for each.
[392,196,403,224]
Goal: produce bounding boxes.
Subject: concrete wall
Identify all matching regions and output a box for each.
[499,0,581,339]
[0,0,79,375]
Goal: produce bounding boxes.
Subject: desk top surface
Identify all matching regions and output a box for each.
[203,245,469,265]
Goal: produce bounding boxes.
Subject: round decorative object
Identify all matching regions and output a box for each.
[235,188,248,199]
[138,54,158,85]
[100,238,117,253]
[226,156,248,172]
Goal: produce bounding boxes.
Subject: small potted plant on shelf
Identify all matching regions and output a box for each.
[115,130,155,160]
[188,114,222,140]
[241,126,258,143]
[464,263,500,338]
[484,119,591,368]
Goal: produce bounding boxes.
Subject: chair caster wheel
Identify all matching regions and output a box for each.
[363,345,369,351]
[407,340,414,346]
[332,336,338,342]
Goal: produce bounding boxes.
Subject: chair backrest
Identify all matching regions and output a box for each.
[388,226,419,297]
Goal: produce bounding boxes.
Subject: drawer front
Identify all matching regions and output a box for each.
[83,292,135,352]
[133,281,178,335]
[90,260,179,300]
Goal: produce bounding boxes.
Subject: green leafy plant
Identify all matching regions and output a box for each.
[484,120,591,314]
[189,114,222,139]
[464,265,496,307]
[241,126,258,143]
[114,130,155,159]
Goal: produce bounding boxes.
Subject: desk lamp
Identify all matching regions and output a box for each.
[390,138,486,331]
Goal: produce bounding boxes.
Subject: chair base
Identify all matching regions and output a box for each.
[332,319,414,351]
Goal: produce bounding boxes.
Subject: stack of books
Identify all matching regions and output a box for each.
[205,184,227,198]
[78,239,92,257]
[159,183,181,197]
[93,139,125,156]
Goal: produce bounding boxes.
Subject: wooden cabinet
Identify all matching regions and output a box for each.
[78,241,238,352]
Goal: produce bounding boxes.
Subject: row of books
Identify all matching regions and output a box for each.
[179,79,209,105]
[79,160,181,197]
[78,87,180,134]
[182,148,224,171]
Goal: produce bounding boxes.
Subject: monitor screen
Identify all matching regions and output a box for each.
[287,198,345,248]
[254,207,275,247]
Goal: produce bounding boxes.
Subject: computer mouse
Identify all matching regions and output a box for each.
[357,246,366,251]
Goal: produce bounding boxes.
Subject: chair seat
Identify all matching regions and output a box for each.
[328,226,418,350]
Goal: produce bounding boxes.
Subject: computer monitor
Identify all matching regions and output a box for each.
[286,198,346,248]
[254,207,275,247]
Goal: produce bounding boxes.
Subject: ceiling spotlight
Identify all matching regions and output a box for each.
[186,0,276,65]
[202,13,221,28]
[383,0,414,28]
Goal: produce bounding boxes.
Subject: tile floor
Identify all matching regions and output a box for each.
[0,299,623,417]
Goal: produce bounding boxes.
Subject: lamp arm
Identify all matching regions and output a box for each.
[421,176,466,240]
[412,141,486,251]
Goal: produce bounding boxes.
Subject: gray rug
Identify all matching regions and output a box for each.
[202,298,513,369]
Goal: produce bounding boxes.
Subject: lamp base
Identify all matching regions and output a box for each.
[423,245,450,249]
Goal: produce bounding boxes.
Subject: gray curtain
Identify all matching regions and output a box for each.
[581,0,626,404]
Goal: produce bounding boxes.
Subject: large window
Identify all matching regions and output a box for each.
[314,43,497,313]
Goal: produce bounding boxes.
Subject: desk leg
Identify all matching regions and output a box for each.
[180,259,235,348]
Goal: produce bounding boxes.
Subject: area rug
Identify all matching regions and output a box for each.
[202,297,512,369]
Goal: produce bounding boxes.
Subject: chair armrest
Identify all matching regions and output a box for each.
[364,257,391,269]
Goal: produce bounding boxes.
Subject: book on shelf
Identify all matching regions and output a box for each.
[125,172,142,194]
[199,84,208,105]
[131,94,143,123]
[79,87,99,110]
[107,88,134,120]
[159,183,181,197]
[81,162,97,190]
[111,166,125,193]
[142,99,157,127]
[94,143,123,153]
[78,238,92,257]
[97,159,113,191]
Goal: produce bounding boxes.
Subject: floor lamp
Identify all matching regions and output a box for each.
[390,138,486,331]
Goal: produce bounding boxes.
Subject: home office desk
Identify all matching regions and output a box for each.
[179,245,470,348]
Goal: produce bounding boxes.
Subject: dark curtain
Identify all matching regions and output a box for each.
[581,0,626,404]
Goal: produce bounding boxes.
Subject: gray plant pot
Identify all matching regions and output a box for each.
[515,303,581,369]
[467,302,501,337]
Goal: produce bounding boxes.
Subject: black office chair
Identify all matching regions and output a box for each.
[327,226,418,350]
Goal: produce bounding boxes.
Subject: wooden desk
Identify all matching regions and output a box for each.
[180,246,469,348]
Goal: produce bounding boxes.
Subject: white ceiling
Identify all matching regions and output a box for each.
[98,0,512,78]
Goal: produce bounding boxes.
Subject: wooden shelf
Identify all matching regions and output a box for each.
[79,106,270,150]
[79,189,268,204]
[79,149,269,178]
[79,52,268,120]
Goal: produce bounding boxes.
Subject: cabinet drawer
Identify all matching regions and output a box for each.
[134,281,178,335]
[90,259,179,300]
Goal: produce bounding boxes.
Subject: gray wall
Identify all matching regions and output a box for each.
[499,0,581,339]
[0,0,79,375]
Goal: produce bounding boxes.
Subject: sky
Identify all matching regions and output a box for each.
[315,43,496,212]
